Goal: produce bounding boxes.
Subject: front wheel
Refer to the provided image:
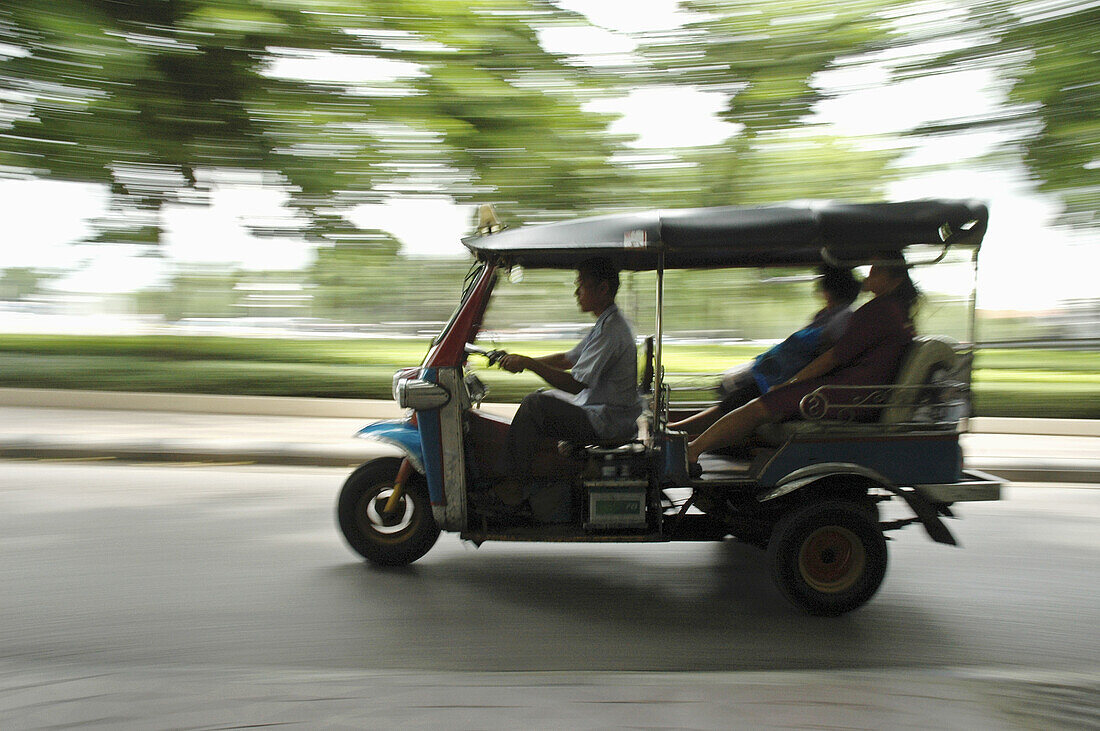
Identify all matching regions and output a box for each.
[338,458,440,566]
[767,499,887,616]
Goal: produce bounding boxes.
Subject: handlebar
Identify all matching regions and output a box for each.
[464,343,507,366]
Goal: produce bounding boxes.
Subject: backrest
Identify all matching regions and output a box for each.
[879,335,959,424]
[639,335,654,395]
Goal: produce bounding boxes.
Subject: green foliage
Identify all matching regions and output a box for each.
[306,232,401,320]
[0,0,626,241]
[643,1,901,134]
[0,334,1094,417]
[2,0,1094,260]
[135,269,244,320]
[0,267,58,300]
[0,353,392,398]
[0,333,435,365]
[898,1,1100,229]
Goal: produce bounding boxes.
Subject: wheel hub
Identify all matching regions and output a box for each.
[357,486,415,537]
[372,495,405,527]
[798,526,866,593]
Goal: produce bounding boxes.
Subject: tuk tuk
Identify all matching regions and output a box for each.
[337,200,1003,615]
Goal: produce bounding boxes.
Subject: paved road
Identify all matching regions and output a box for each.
[2,461,1097,728]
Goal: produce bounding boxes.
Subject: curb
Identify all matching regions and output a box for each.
[2,388,1098,435]
[0,438,381,468]
[0,388,399,419]
[0,388,520,419]
[967,462,1100,485]
[3,437,1097,483]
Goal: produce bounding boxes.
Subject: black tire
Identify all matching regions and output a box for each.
[337,458,440,566]
[767,499,887,616]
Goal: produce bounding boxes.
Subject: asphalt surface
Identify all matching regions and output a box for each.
[1,461,1098,728]
[0,396,1097,727]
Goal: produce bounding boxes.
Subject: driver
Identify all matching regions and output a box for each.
[493,257,640,505]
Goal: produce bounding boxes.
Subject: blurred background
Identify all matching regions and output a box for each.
[0,0,1096,416]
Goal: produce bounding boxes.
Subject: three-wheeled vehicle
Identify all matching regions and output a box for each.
[337,200,1003,615]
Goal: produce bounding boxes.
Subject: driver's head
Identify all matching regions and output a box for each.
[576,257,620,297]
[575,257,620,314]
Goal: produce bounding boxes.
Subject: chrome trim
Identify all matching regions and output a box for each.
[799,383,965,421]
[397,378,450,410]
[392,366,421,401]
[915,470,1002,502]
[820,243,950,268]
[915,482,1001,503]
[436,367,468,531]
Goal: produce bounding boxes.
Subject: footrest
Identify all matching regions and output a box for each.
[558,440,644,459]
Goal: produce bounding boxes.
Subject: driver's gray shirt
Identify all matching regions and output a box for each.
[563,303,641,441]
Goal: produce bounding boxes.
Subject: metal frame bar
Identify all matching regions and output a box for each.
[820,244,951,269]
[653,250,666,428]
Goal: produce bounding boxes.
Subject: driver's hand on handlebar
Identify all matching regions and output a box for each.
[498,353,529,373]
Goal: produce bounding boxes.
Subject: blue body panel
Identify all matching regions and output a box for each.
[356,368,448,506]
[758,434,962,487]
[355,420,424,471]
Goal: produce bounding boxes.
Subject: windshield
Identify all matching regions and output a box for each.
[430,261,488,349]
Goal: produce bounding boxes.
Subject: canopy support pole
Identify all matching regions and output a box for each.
[967,247,979,350]
[962,247,981,436]
[653,250,666,427]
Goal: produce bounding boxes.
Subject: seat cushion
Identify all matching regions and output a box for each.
[880,336,959,423]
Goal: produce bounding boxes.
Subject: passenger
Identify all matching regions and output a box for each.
[493,257,640,504]
[670,265,861,436]
[687,256,919,467]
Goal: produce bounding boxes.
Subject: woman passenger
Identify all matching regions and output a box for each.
[670,265,861,436]
[687,256,919,466]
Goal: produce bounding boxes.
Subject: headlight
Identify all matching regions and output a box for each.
[391,367,420,402]
[396,378,451,410]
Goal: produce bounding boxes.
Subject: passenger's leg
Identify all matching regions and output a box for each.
[687,398,771,465]
[667,404,724,436]
[669,380,761,436]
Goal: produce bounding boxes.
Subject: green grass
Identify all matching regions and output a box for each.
[0,334,436,366]
[0,334,1096,418]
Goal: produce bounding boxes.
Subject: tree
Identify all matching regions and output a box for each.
[640,1,901,138]
[895,0,1099,229]
[133,267,244,320]
[0,0,628,244]
[619,1,906,211]
[0,266,57,300]
[305,230,401,320]
[615,133,903,211]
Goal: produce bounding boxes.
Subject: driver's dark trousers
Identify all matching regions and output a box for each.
[500,390,600,480]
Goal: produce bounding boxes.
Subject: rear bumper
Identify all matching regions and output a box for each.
[913,470,1003,503]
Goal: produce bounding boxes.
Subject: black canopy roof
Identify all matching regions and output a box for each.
[462,199,989,270]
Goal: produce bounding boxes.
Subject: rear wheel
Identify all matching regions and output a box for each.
[338,458,440,566]
[767,499,887,616]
